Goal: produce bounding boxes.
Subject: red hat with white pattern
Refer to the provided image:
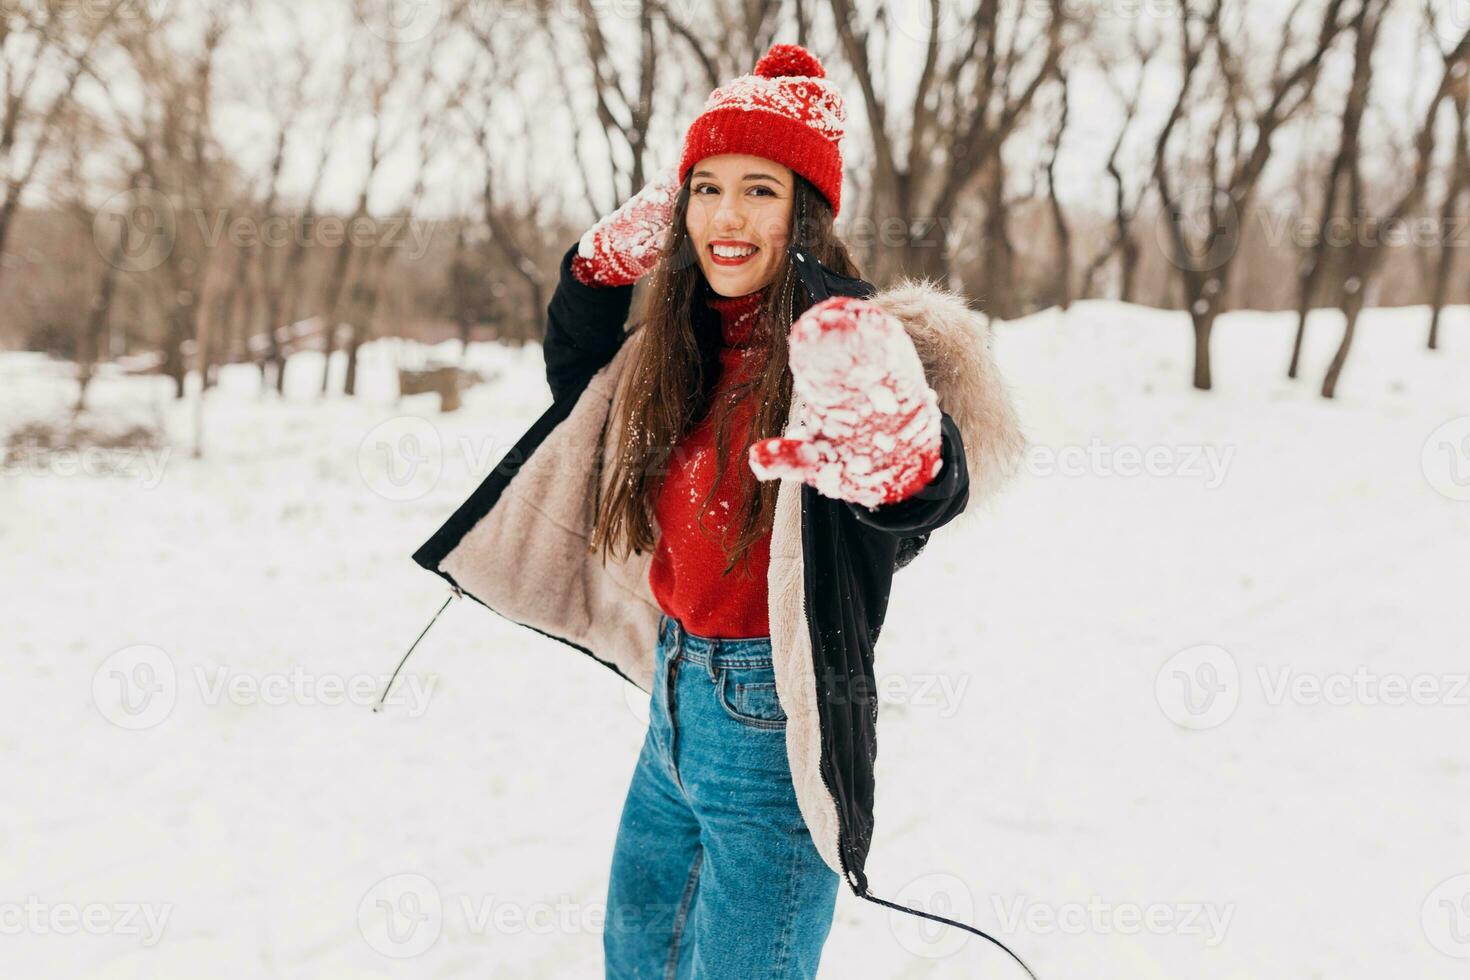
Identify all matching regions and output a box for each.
[677,43,847,217]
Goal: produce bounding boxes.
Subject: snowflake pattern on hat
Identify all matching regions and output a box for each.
[699,75,846,142]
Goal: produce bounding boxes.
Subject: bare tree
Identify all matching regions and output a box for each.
[1042,62,1072,309]
[455,16,556,329]
[1080,22,1162,303]
[1320,10,1470,398]
[94,3,234,402]
[648,0,784,139]
[573,0,659,199]
[0,0,120,287]
[342,83,455,397]
[256,50,355,396]
[827,0,1066,290]
[53,107,124,413]
[1153,0,1353,390]
[1286,0,1385,380]
[1425,66,1469,351]
[316,26,413,396]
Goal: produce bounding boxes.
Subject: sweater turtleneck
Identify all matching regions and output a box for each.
[703,285,768,349]
[646,282,775,639]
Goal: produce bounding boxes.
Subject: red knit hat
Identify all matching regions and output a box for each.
[678,43,847,217]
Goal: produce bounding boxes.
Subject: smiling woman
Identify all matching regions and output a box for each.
[412,40,1031,980]
[685,156,795,298]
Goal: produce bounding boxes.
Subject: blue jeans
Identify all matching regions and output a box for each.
[604,613,840,979]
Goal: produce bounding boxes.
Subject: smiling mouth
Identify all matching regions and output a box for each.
[708,243,759,266]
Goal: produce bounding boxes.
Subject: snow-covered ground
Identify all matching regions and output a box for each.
[3,302,1468,979]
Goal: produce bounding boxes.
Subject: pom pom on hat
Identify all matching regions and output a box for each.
[755,43,826,79]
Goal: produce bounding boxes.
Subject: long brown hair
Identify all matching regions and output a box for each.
[589,170,862,580]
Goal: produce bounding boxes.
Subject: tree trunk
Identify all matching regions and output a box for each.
[75,243,121,415]
[1286,253,1316,380]
[1047,176,1072,310]
[165,304,192,400]
[977,161,1015,318]
[1426,212,1457,351]
[344,322,363,397]
[1119,237,1139,304]
[1322,288,1365,398]
[1191,308,1215,391]
[1289,3,1378,379]
[1428,96,1467,351]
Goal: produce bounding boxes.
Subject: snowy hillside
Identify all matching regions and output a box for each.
[3,301,1468,979]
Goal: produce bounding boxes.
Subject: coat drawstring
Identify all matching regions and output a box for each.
[372,590,1039,977]
[856,888,1038,979]
[373,590,458,713]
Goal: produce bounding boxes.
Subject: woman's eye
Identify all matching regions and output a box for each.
[693,184,776,197]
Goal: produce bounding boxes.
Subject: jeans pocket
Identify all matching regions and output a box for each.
[717,668,788,730]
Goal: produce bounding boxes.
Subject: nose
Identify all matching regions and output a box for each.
[712,193,747,236]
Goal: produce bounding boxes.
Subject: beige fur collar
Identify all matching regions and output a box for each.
[866,279,1027,512]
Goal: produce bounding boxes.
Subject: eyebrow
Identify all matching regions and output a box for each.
[691,170,787,184]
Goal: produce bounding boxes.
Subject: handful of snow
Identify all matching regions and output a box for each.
[749,295,943,509]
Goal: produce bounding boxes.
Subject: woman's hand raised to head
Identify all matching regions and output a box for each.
[571,167,680,288]
[748,296,944,510]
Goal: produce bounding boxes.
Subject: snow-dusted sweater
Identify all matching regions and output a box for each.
[647,286,772,639]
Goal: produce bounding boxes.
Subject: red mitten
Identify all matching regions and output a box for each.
[749,296,943,509]
[570,168,679,287]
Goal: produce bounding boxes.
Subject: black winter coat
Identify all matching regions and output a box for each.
[409,241,1032,974]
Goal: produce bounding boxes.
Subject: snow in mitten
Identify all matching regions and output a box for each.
[571,168,679,287]
[748,296,943,508]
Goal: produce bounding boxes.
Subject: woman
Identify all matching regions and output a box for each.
[410,44,1030,978]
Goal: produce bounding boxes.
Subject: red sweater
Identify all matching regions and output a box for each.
[648,287,773,639]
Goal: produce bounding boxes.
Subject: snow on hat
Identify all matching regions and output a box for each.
[677,43,847,217]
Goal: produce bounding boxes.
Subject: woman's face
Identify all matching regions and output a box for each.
[684,154,794,297]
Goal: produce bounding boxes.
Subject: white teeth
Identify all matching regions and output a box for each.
[712,244,756,258]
